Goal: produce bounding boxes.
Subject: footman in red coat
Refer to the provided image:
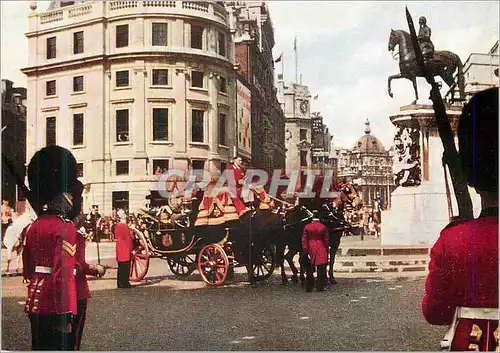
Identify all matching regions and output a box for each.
[115,212,133,288]
[302,211,329,292]
[22,146,82,350]
[422,88,499,351]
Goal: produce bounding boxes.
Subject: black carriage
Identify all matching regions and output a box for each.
[129,193,276,286]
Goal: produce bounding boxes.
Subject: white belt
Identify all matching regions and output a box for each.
[35,266,77,276]
[441,307,499,351]
[457,307,499,321]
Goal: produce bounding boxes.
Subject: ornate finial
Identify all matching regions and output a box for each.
[29,1,37,10]
[364,118,371,135]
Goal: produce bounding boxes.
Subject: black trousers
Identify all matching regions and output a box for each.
[29,313,73,350]
[117,261,131,288]
[306,264,327,292]
[69,300,87,350]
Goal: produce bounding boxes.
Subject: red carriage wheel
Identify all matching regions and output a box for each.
[197,244,229,286]
[129,230,150,282]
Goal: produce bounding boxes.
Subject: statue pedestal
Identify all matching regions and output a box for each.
[381,104,481,246]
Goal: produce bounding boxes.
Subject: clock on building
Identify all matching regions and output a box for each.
[300,100,308,114]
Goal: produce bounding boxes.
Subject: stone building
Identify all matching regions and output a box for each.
[277,78,313,175]
[232,1,286,173]
[22,1,237,213]
[311,112,334,174]
[1,79,27,212]
[445,40,499,102]
[332,119,394,208]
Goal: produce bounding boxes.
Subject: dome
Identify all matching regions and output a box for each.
[352,118,386,153]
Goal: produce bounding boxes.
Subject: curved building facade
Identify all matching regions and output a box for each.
[23,1,237,213]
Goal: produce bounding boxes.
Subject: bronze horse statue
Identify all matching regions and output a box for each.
[387,29,465,104]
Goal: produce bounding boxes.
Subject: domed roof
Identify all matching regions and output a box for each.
[352,119,386,153]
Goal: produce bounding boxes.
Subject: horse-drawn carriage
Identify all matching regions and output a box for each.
[128,187,278,286]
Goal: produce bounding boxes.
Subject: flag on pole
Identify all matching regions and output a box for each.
[274,53,283,63]
[293,36,297,51]
[313,94,319,99]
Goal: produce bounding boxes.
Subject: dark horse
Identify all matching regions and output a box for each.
[279,178,362,285]
[387,29,465,104]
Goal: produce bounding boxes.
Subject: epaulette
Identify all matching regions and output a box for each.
[56,215,72,223]
[443,216,469,230]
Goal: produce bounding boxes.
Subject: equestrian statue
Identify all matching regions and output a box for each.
[387,16,465,105]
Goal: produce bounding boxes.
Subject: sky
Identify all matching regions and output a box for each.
[1,1,499,149]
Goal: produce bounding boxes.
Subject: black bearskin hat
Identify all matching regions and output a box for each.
[27,146,78,212]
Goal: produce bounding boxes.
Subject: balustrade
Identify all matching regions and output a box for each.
[68,4,92,18]
[40,10,63,24]
[109,1,139,11]
[143,1,176,8]
[182,1,209,13]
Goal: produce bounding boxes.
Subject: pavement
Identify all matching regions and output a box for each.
[1,256,444,351]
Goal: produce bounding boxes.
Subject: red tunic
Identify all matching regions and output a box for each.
[226,164,245,197]
[75,231,99,300]
[22,215,78,316]
[422,209,498,351]
[115,222,133,262]
[302,220,329,266]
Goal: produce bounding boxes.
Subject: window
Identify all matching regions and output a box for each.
[73,113,84,145]
[300,151,308,167]
[73,31,84,54]
[219,76,227,93]
[300,129,307,141]
[112,191,129,211]
[73,76,84,92]
[116,24,129,48]
[191,109,205,142]
[76,163,84,178]
[152,23,168,46]
[116,71,129,87]
[152,69,168,86]
[152,108,168,141]
[220,161,227,172]
[116,160,129,175]
[116,109,129,142]
[46,80,56,96]
[217,32,226,56]
[190,24,203,49]
[192,160,205,170]
[46,37,56,59]
[153,159,169,175]
[46,117,56,146]
[219,113,227,146]
[191,71,204,88]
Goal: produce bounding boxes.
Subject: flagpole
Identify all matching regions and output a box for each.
[294,36,298,84]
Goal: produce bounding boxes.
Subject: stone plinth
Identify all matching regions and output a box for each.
[381,104,481,246]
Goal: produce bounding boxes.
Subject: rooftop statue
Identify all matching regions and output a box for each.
[387,16,465,105]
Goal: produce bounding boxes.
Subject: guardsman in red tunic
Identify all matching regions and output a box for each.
[70,214,106,350]
[115,212,133,288]
[422,87,499,351]
[302,211,329,292]
[226,156,246,198]
[22,146,81,350]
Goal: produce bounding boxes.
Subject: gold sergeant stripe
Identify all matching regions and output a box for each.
[62,240,76,256]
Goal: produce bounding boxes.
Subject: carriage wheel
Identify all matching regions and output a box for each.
[247,244,276,282]
[197,244,229,286]
[167,254,197,277]
[129,231,150,282]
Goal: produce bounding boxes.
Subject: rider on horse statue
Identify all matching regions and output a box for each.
[418,16,434,61]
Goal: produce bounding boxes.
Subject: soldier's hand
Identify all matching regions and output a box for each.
[95,264,106,277]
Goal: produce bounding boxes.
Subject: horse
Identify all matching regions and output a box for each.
[278,179,363,285]
[2,209,37,275]
[387,29,465,105]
